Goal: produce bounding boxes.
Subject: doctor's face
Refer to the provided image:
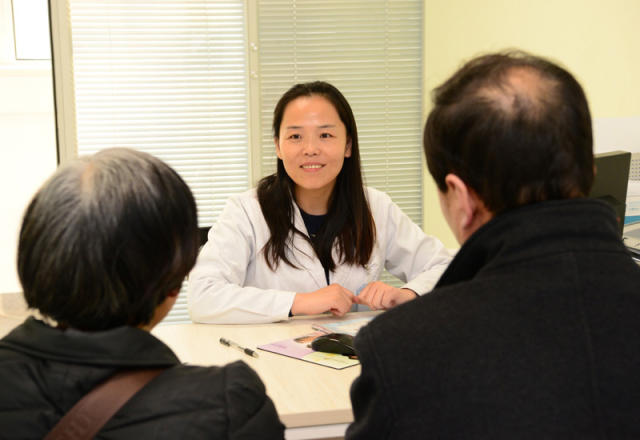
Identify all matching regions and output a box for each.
[275,95,352,209]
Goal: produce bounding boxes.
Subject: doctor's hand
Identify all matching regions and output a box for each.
[355,282,418,310]
[291,284,355,317]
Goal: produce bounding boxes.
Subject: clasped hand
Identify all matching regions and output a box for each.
[355,281,417,310]
[291,282,417,317]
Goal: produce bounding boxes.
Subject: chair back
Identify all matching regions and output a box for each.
[198,226,211,248]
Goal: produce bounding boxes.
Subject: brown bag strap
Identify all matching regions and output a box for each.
[44,368,165,440]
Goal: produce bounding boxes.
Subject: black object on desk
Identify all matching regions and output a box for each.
[311,333,356,357]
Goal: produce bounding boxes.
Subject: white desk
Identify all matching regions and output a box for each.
[152,312,378,440]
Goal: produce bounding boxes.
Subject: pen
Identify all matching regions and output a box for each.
[219,337,259,358]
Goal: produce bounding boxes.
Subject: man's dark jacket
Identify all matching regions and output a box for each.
[347,199,640,439]
[0,317,284,439]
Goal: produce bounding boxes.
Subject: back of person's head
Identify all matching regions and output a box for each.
[424,50,594,214]
[18,148,199,331]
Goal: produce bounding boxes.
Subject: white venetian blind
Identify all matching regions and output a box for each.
[69,0,250,226]
[66,0,250,323]
[257,0,424,222]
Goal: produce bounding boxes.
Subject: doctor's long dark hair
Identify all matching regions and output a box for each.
[257,81,375,272]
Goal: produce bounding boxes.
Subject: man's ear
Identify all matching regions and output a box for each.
[274,137,282,159]
[443,173,491,242]
[140,289,179,331]
[444,174,475,230]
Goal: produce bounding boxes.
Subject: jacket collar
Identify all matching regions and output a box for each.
[436,198,624,289]
[0,317,180,367]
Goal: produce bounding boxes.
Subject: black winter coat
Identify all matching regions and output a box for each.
[0,318,284,439]
[347,199,640,439]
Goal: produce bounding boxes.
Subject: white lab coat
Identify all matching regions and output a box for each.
[188,187,452,324]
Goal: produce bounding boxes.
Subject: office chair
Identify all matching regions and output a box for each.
[198,226,211,248]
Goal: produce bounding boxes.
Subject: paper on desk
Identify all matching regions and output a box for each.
[311,316,374,337]
[258,331,360,370]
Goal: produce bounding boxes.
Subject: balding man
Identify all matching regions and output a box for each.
[347,51,640,439]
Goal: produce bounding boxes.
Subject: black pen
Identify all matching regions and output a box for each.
[219,337,259,358]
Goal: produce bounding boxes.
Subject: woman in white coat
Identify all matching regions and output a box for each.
[189,81,452,324]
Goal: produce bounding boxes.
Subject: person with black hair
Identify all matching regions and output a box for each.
[346,51,640,439]
[0,148,284,438]
[189,81,451,324]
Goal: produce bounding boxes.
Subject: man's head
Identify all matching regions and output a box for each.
[17,148,199,331]
[424,50,594,243]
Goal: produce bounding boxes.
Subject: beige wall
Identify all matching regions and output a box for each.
[422,0,640,248]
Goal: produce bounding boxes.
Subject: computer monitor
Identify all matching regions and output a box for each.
[589,150,631,235]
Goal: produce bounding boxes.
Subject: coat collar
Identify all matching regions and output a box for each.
[0,317,180,367]
[436,198,624,289]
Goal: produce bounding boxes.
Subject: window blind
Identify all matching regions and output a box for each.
[66,0,250,323]
[69,0,250,226]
